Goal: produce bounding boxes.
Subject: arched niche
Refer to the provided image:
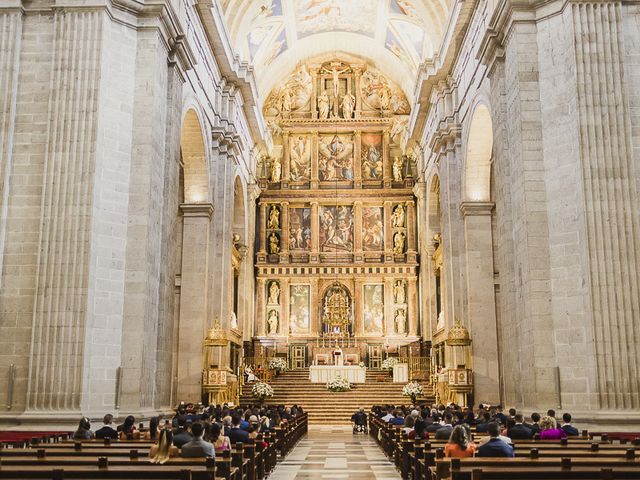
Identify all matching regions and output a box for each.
[180,109,209,203]
[464,104,493,202]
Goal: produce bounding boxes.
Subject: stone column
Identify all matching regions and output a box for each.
[311,201,320,262]
[310,68,318,119]
[280,202,289,263]
[406,199,417,261]
[280,277,290,337]
[353,68,362,118]
[353,201,363,260]
[383,201,393,262]
[310,277,320,336]
[354,130,362,188]
[459,201,500,404]
[282,131,290,188]
[384,277,395,336]
[354,278,364,336]
[407,277,418,336]
[177,203,214,400]
[256,278,266,336]
[310,131,319,189]
[382,130,391,188]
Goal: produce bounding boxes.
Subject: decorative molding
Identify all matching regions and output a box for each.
[459,201,495,216]
[180,202,214,218]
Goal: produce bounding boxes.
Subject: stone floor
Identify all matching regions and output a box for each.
[269,426,401,480]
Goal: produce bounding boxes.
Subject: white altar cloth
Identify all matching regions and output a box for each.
[309,365,366,383]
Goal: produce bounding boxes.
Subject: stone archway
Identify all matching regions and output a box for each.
[177,107,213,401]
[460,103,500,405]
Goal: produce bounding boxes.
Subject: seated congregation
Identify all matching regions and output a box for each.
[369,403,640,479]
[0,403,307,480]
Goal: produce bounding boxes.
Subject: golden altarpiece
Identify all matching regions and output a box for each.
[254,57,420,368]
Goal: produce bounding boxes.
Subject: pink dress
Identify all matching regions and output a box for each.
[540,428,567,440]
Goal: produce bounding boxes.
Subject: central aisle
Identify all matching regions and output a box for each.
[270,426,401,480]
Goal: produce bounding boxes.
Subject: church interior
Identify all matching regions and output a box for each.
[0,0,639,478]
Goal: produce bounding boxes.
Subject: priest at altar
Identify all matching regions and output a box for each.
[333,343,343,366]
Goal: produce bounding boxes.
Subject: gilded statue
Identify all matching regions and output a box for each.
[270,156,282,183]
[395,309,407,334]
[341,92,355,119]
[391,205,405,228]
[281,89,292,113]
[268,281,280,305]
[269,232,280,254]
[379,85,391,110]
[393,280,406,304]
[392,156,404,182]
[268,206,280,229]
[267,309,279,335]
[393,231,406,254]
[318,90,330,120]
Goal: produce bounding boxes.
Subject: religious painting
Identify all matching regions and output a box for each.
[363,284,384,335]
[361,133,383,179]
[319,205,354,252]
[362,206,384,252]
[289,135,311,181]
[393,20,425,59]
[360,67,410,114]
[385,28,413,70]
[248,24,276,60]
[264,66,313,117]
[322,283,352,335]
[295,0,377,38]
[390,0,421,21]
[289,285,310,334]
[318,134,354,181]
[289,208,311,250]
[264,28,288,66]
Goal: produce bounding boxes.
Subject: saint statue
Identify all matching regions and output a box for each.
[391,205,405,228]
[270,156,282,183]
[267,310,279,335]
[394,280,406,304]
[268,281,280,305]
[341,92,355,119]
[395,309,407,334]
[379,85,391,110]
[269,232,280,254]
[318,90,330,120]
[436,310,445,330]
[333,341,344,366]
[281,89,292,113]
[230,312,238,330]
[393,231,406,254]
[392,156,404,182]
[268,206,280,229]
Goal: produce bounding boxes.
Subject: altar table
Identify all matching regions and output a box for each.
[309,365,366,383]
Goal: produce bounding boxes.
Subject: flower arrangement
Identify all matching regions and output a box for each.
[402,381,424,403]
[252,382,274,402]
[381,357,400,371]
[268,357,288,372]
[327,376,351,392]
[358,362,366,368]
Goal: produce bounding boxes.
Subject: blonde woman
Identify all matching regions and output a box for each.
[149,429,179,464]
[539,415,567,440]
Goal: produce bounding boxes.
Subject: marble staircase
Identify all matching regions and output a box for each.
[239,368,435,425]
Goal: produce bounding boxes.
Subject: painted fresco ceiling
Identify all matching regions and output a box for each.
[220,0,453,103]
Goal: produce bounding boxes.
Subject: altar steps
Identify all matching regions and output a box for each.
[239,368,435,424]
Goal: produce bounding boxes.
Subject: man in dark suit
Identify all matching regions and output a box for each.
[181,422,214,458]
[508,414,533,439]
[425,413,443,432]
[561,413,579,436]
[434,413,454,440]
[478,423,515,457]
[494,406,507,425]
[475,412,492,433]
[227,414,250,444]
[172,415,193,448]
[525,412,541,434]
[94,414,118,439]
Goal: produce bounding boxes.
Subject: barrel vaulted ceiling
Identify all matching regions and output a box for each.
[219,0,453,104]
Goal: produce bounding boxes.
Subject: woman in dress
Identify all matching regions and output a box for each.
[73,417,94,440]
[444,425,476,458]
[539,415,568,440]
[208,422,231,454]
[149,429,179,464]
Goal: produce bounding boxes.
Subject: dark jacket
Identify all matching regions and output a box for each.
[181,438,215,458]
[477,438,515,457]
[525,422,541,434]
[94,426,119,439]
[227,427,250,444]
[562,424,579,436]
[434,424,453,440]
[173,429,194,448]
[390,417,405,426]
[508,424,533,440]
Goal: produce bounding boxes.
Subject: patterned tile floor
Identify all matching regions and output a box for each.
[269,426,401,480]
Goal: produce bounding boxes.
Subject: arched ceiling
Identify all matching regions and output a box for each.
[220,0,452,104]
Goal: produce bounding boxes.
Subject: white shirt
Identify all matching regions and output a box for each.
[382,414,394,422]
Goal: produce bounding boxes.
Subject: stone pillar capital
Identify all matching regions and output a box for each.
[459,201,495,217]
[180,202,214,218]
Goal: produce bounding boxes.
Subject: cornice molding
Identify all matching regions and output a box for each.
[459,201,495,216]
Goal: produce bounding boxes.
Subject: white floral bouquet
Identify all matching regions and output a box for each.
[381,357,400,371]
[327,376,351,392]
[252,382,274,401]
[402,381,424,402]
[268,357,288,372]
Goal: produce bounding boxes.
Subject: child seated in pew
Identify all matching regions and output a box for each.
[150,429,180,464]
[444,425,477,458]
